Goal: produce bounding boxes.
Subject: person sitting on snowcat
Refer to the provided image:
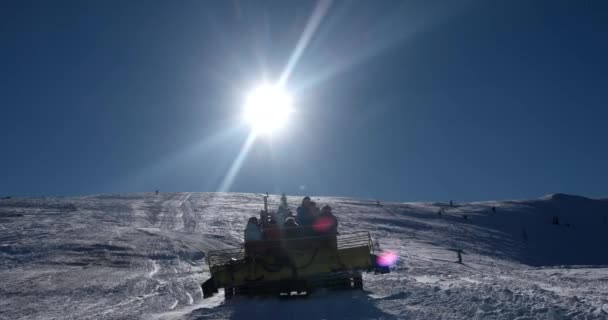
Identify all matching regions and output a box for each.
[311,205,339,250]
[296,196,313,227]
[244,217,262,241]
[315,205,338,236]
[298,198,328,236]
[246,197,341,246]
[245,216,284,257]
[283,217,301,238]
[244,217,263,257]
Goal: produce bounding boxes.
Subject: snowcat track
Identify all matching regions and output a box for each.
[225,272,364,299]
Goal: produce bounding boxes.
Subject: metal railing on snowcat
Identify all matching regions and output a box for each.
[206,231,375,269]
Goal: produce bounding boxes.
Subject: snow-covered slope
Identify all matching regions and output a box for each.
[1,192,607,320]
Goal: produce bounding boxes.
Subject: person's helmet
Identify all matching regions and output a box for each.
[248,217,258,224]
[321,205,332,213]
[302,196,311,205]
[284,217,298,227]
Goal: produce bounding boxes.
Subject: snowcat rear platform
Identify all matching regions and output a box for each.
[202,231,389,299]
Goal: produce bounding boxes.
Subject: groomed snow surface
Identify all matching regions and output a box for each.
[1,192,607,320]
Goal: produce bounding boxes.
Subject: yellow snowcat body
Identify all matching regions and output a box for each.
[202,231,389,299]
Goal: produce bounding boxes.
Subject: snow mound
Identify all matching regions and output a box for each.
[541,193,592,202]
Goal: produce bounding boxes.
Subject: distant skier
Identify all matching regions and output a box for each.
[491,206,496,213]
[155,190,159,196]
[450,200,454,207]
[457,249,463,264]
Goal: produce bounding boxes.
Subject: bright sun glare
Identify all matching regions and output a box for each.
[243,84,294,135]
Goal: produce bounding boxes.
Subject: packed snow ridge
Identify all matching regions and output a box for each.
[1,192,607,320]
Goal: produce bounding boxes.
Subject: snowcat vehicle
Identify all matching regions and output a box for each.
[201,196,390,300]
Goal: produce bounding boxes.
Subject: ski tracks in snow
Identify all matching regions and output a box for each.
[100,193,205,319]
[370,258,608,320]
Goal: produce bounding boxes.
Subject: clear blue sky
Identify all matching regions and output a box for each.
[1,0,607,201]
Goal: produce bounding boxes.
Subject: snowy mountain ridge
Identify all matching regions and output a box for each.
[1,192,607,319]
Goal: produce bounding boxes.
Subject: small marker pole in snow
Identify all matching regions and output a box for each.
[263,192,269,213]
[280,193,288,209]
[457,249,463,264]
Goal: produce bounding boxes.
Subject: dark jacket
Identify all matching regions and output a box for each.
[283,218,300,238]
[315,212,338,235]
[296,206,314,226]
[244,222,262,241]
[263,224,281,241]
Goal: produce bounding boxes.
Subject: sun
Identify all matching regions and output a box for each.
[243,84,294,135]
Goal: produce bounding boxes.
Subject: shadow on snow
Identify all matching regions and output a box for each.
[190,291,397,320]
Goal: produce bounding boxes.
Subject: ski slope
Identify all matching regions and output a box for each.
[1,192,607,320]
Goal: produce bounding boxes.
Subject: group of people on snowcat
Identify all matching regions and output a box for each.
[244,196,339,244]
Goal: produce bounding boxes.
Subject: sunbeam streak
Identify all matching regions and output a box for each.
[278,0,333,87]
[218,132,257,192]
